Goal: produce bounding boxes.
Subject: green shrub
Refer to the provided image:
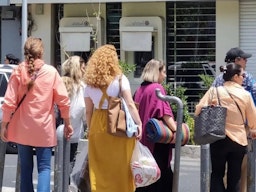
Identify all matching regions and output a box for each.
[198,74,214,98]
[163,83,195,144]
[162,74,214,145]
[119,60,136,76]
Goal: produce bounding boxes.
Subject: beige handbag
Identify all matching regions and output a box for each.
[107,75,127,137]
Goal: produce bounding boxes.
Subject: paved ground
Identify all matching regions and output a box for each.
[1,142,201,192]
[2,187,14,192]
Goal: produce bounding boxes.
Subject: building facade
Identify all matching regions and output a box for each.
[2,0,256,112]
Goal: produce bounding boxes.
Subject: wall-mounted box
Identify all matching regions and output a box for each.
[119,16,164,60]
[59,17,104,52]
[120,26,154,51]
[59,27,92,51]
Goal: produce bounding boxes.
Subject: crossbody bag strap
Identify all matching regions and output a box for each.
[8,90,27,122]
[224,87,245,124]
[13,65,42,115]
[215,86,222,106]
[15,93,27,112]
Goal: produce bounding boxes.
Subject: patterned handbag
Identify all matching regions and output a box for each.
[194,87,227,145]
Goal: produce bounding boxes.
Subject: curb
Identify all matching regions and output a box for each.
[180,145,200,159]
[78,139,201,159]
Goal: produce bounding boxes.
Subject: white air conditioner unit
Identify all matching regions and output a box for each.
[59,17,104,52]
[120,26,154,51]
[59,27,92,52]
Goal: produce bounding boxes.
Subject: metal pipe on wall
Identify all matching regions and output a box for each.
[14,3,28,190]
[54,126,65,192]
[247,138,256,192]
[200,144,210,192]
[0,141,7,192]
[155,88,183,192]
[21,0,28,58]
[54,125,70,192]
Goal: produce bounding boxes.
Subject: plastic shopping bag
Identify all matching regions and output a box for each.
[130,141,161,187]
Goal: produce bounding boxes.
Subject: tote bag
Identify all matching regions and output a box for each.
[194,87,227,145]
[107,75,127,137]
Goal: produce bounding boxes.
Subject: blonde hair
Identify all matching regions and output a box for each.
[141,59,165,82]
[24,37,44,90]
[61,55,85,98]
[84,44,122,88]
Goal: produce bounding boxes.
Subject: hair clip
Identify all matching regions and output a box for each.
[223,66,227,74]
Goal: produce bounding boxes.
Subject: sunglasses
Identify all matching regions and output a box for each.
[240,73,246,78]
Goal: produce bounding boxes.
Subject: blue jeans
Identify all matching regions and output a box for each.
[18,144,52,192]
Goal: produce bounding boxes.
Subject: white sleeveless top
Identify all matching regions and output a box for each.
[84,75,130,109]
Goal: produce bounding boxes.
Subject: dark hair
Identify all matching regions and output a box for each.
[224,47,251,63]
[220,63,242,81]
[6,54,19,64]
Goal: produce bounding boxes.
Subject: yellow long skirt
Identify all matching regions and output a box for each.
[88,109,136,192]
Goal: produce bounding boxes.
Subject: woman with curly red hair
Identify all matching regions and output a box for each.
[84,44,142,192]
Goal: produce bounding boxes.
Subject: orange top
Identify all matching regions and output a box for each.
[195,81,256,146]
[2,64,70,147]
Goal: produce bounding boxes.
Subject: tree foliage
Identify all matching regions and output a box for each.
[119,61,136,76]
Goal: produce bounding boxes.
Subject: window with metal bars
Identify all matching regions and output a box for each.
[54,4,63,69]
[106,3,122,57]
[166,1,216,113]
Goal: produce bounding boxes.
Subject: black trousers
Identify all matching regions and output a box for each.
[70,143,79,171]
[210,136,246,192]
[69,143,79,184]
[135,143,173,192]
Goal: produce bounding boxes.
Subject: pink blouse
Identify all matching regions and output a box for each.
[2,64,70,147]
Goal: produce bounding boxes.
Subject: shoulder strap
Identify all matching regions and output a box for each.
[118,74,122,97]
[99,87,108,109]
[224,87,245,124]
[16,94,26,110]
[99,74,123,108]
[10,88,28,118]
[209,87,221,105]
[13,65,42,115]
[215,87,222,106]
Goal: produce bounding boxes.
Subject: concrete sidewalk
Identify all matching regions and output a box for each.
[2,187,15,192]
[1,141,201,192]
[180,144,200,158]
